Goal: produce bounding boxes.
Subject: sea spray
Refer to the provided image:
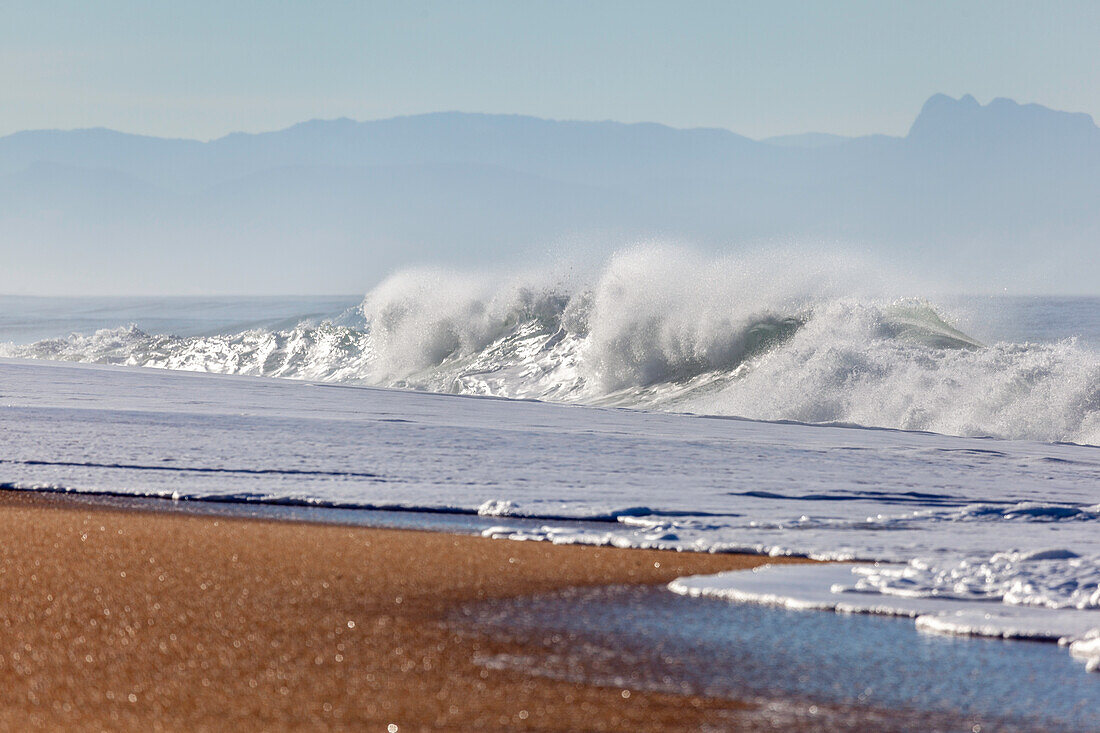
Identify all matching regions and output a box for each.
[3,245,1098,445]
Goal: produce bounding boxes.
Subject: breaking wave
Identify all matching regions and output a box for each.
[3,246,1098,445]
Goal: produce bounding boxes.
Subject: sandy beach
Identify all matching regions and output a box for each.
[0,490,820,731]
[5,6,1099,728]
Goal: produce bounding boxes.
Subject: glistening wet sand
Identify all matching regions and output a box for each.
[0,490,815,731]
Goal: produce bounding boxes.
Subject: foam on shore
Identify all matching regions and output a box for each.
[670,563,1100,672]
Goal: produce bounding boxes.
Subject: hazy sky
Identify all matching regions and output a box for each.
[3,1,1099,140]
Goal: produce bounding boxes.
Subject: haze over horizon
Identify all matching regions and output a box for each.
[7,91,1095,145]
[2,92,1099,296]
[3,2,1099,297]
[4,1,1100,141]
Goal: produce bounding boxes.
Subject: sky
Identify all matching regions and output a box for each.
[3,0,1099,140]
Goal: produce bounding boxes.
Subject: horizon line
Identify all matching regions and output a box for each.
[4,93,1092,146]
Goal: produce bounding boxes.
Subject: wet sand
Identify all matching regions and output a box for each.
[0,490,815,731]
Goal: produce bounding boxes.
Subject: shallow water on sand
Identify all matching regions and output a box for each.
[454,585,1100,732]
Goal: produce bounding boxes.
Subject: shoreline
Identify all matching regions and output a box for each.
[0,489,814,731]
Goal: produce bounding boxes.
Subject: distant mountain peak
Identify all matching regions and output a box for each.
[908,93,1097,143]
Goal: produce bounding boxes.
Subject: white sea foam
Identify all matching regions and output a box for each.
[1070,630,1100,672]
[2,246,1099,675]
[846,550,1100,609]
[2,358,1099,670]
[4,246,1097,445]
[670,563,1100,672]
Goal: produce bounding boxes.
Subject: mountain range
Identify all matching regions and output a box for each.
[2,94,1097,294]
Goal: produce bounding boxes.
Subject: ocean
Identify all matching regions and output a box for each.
[1,248,1099,722]
[4,247,1099,445]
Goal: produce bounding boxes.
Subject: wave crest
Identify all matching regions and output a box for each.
[3,246,1097,445]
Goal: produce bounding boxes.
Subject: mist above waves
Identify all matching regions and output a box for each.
[5,245,1098,446]
[1,94,1098,295]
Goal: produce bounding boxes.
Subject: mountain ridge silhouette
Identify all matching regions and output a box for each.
[2,95,1096,294]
